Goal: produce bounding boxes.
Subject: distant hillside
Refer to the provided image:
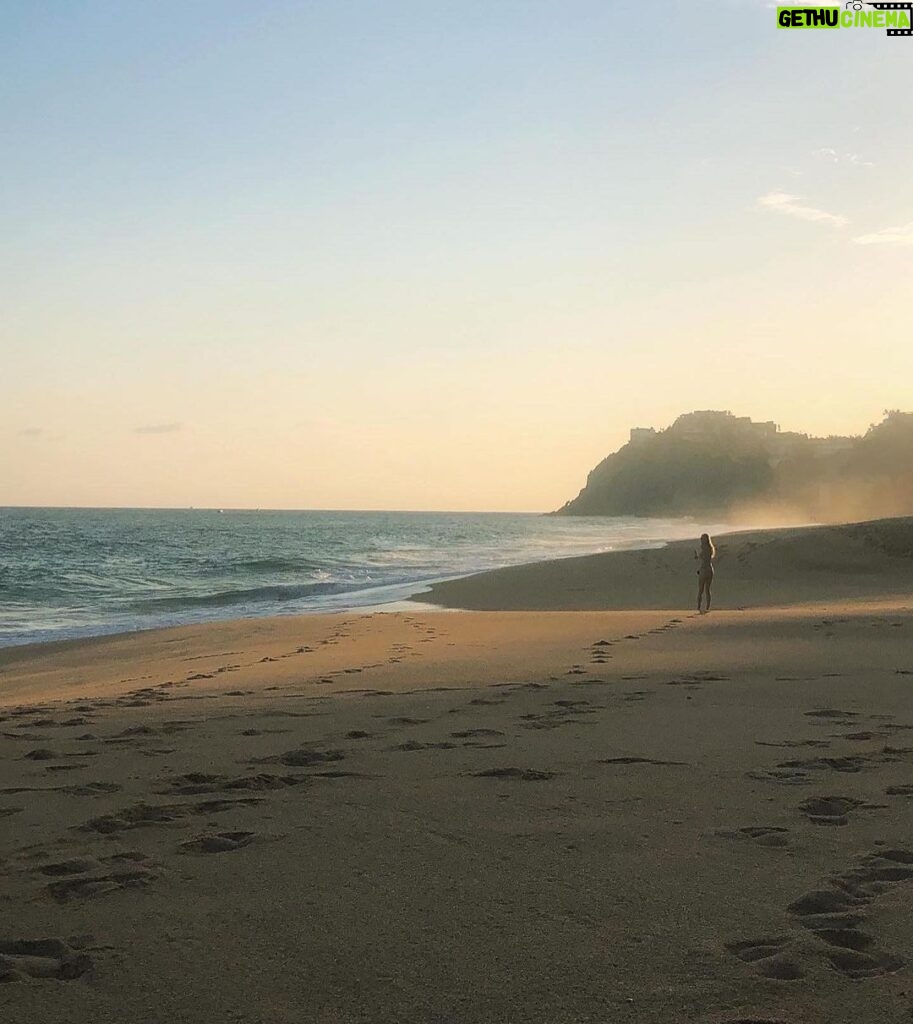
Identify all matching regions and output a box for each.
[555,410,913,523]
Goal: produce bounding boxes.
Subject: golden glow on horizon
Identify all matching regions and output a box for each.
[3,5,911,511]
[4,253,911,512]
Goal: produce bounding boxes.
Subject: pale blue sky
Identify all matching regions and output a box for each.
[2,1,911,509]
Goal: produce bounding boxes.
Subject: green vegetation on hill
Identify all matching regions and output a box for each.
[555,410,913,522]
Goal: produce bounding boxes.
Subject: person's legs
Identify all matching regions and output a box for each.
[705,581,712,612]
[697,577,706,611]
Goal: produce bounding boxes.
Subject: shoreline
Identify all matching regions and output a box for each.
[2,514,909,659]
[0,512,705,652]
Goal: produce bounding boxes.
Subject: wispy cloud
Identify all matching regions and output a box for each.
[133,422,183,435]
[18,427,43,437]
[815,147,874,168]
[757,191,848,227]
[853,223,913,247]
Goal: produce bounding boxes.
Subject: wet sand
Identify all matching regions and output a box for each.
[2,517,913,1023]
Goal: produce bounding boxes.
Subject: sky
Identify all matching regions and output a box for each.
[2,0,911,511]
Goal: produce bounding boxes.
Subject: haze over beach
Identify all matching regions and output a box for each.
[2,4,913,1024]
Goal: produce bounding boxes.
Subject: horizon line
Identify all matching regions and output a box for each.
[0,504,554,516]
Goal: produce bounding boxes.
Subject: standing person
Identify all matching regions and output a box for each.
[695,533,715,613]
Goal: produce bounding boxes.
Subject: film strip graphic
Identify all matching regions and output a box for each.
[867,2,913,35]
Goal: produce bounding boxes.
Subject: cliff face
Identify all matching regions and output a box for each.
[555,410,913,522]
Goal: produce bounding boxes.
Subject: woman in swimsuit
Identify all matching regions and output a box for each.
[696,533,715,613]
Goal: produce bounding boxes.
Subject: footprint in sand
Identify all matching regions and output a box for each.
[785,848,913,978]
[715,826,790,849]
[886,783,913,797]
[180,831,255,854]
[598,756,686,767]
[720,1018,788,1024]
[393,740,457,751]
[797,795,865,826]
[23,749,57,761]
[106,723,193,743]
[156,772,310,795]
[80,797,263,835]
[471,767,556,782]
[253,746,346,768]
[725,936,805,980]
[0,937,93,982]
[45,862,156,902]
[823,947,904,978]
[1,729,51,741]
[747,767,813,787]
[804,709,860,722]
[667,672,730,688]
[518,710,592,731]
[755,739,831,749]
[777,755,866,775]
[33,857,98,877]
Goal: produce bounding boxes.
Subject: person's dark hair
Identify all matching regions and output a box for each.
[700,533,715,559]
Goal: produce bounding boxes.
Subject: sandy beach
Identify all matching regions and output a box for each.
[3,519,913,1023]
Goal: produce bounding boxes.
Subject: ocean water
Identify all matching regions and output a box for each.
[0,508,704,648]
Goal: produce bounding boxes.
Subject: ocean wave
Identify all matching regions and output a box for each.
[223,557,321,574]
[128,580,343,613]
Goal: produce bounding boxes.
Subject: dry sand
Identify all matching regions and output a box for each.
[2,518,913,1023]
